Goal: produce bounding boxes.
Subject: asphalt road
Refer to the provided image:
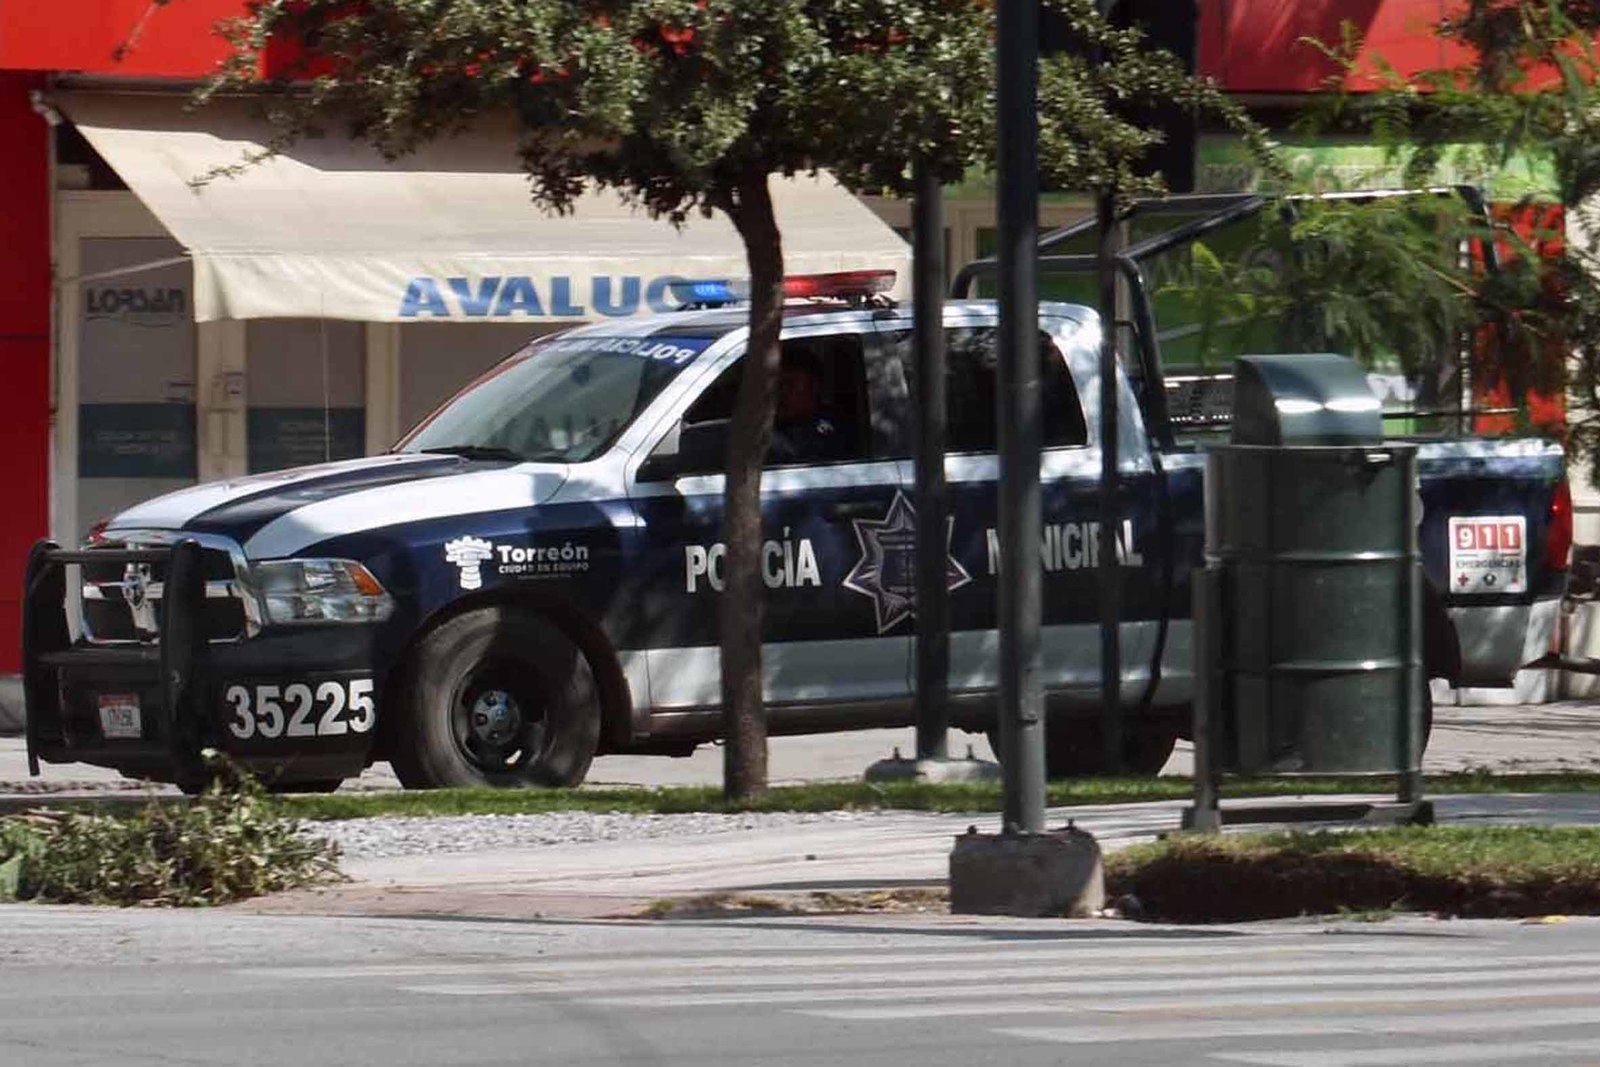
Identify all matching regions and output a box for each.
[4,907,1600,1066]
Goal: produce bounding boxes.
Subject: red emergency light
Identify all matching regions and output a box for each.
[782,270,897,300]
[1547,479,1573,572]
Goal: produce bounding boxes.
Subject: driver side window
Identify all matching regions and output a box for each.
[670,333,873,474]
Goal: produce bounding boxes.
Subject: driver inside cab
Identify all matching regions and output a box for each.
[769,353,845,464]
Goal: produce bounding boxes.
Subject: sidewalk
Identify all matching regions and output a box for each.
[243,791,1600,920]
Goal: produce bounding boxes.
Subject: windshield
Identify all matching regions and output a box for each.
[398,334,717,462]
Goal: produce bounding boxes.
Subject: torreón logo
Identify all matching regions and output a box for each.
[399,275,692,319]
[443,536,495,590]
[444,536,592,590]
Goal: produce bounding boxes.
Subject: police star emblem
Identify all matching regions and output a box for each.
[842,490,971,634]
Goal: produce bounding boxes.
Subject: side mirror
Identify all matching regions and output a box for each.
[638,419,730,481]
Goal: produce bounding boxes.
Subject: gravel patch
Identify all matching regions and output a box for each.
[310,809,886,860]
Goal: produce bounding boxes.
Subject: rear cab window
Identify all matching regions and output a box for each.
[879,326,1089,455]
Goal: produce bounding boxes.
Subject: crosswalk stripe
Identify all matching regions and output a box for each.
[245,941,1454,982]
[358,953,1548,997]
[797,981,1600,1020]
[435,965,1600,1009]
[1209,1037,1600,1066]
[991,1005,1600,1045]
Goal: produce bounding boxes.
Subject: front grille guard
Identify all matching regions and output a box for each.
[23,539,210,778]
[81,528,263,643]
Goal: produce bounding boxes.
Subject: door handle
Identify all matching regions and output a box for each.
[824,500,883,522]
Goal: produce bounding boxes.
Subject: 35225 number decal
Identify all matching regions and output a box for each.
[224,680,375,740]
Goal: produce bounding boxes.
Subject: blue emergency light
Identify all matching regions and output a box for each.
[669,279,745,306]
[670,271,896,311]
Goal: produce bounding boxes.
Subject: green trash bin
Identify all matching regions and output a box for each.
[1204,355,1423,775]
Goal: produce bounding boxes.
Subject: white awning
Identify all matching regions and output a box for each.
[60,92,910,323]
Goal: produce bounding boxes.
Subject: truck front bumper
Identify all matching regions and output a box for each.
[24,540,382,786]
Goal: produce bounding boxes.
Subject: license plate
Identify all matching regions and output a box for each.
[97,694,142,740]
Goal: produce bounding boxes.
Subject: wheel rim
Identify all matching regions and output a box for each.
[451,663,549,774]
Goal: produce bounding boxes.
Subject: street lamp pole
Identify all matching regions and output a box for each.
[996,0,1045,833]
[1097,188,1123,774]
[912,161,951,764]
[1096,0,1125,776]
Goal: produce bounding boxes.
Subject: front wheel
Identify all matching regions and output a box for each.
[390,606,601,789]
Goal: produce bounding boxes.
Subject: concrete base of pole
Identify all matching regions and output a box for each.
[948,825,1105,917]
[1182,798,1434,830]
[863,747,1001,784]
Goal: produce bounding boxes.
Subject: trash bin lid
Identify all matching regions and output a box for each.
[1231,353,1383,446]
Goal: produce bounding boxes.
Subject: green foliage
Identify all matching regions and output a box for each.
[1277,3,1600,472]
[209,0,1277,210]
[1108,825,1600,922]
[1154,195,1482,376]
[0,755,340,906]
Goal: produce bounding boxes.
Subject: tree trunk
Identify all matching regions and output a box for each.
[718,172,784,801]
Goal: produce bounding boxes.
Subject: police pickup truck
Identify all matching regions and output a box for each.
[23,269,1569,790]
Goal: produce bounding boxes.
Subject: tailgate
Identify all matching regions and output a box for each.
[1416,438,1566,686]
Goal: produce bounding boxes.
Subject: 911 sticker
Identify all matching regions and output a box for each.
[1449,515,1526,594]
[224,680,376,740]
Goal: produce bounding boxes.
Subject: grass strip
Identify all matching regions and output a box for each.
[1107,825,1600,922]
[272,769,1600,821]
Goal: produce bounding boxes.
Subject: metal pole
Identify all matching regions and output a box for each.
[913,161,950,763]
[1189,566,1221,832]
[997,0,1045,833]
[1097,190,1124,774]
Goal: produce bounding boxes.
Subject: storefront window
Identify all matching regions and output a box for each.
[246,320,365,473]
[76,237,195,537]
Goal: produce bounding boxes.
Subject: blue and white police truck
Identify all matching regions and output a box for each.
[22,267,1570,790]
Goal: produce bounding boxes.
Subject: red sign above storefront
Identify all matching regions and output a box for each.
[0,0,246,77]
[1199,0,1473,93]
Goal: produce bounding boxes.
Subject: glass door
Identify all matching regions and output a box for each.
[76,237,196,538]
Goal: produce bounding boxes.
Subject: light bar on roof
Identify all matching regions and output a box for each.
[783,270,896,299]
[667,269,897,310]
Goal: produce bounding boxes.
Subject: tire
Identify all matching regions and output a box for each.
[267,779,345,795]
[389,606,601,789]
[986,717,1180,778]
[1419,682,1434,759]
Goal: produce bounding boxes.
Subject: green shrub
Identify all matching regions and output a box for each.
[1107,826,1600,922]
[0,754,340,906]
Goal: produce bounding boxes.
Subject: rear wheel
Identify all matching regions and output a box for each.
[1419,682,1434,758]
[390,606,601,789]
[267,779,345,795]
[986,717,1180,778]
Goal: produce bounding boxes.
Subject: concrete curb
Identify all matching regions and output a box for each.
[0,675,22,737]
[234,885,653,922]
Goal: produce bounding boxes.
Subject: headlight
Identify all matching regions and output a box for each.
[253,559,394,624]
